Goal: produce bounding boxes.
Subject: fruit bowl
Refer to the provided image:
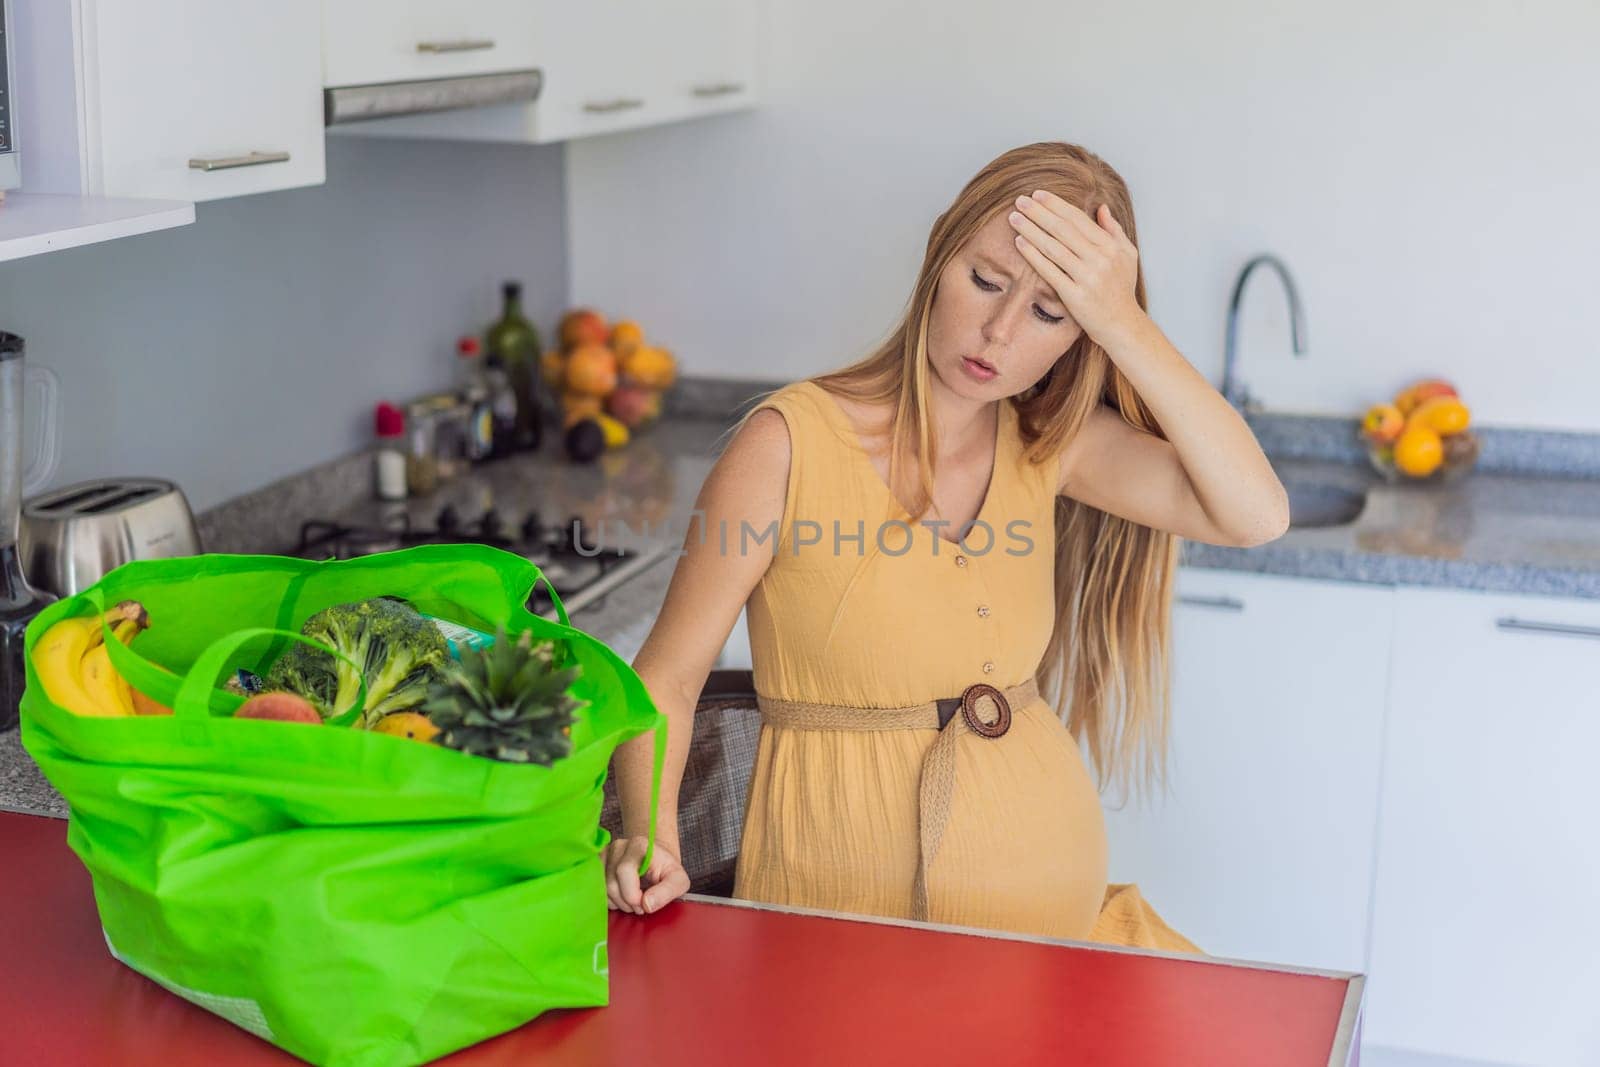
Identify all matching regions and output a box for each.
[1360,378,1478,485]
[1362,426,1480,485]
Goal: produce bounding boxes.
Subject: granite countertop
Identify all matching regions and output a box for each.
[6,389,1600,817]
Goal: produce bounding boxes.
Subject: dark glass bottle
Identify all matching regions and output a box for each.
[482,354,520,460]
[483,281,543,452]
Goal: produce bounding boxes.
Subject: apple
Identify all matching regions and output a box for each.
[236,692,322,724]
[1361,402,1405,446]
[559,309,609,351]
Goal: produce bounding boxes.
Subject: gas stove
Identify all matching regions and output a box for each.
[293,505,672,621]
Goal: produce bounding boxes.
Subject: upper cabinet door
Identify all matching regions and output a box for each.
[657,0,761,122]
[532,0,759,144]
[83,1,325,202]
[321,0,540,88]
[532,0,661,144]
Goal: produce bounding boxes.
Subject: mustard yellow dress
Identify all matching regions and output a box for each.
[731,380,1200,953]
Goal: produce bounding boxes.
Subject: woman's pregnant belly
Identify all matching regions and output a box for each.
[732,697,1109,940]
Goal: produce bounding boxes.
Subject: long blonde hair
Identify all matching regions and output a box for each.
[730,142,1178,800]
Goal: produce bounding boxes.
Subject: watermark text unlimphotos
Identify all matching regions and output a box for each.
[567,514,1037,559]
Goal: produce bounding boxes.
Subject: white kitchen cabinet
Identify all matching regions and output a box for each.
[1362,587,1600,1066]
[1101,568,1394,975]
[326,0,760,144]
[72,1,325,201]
[321,0,540,88]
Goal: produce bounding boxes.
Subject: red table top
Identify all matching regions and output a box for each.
[0,810,1362,1066]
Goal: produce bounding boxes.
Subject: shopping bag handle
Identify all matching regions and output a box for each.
[640,711,667,878]
[174,627,369,724]
[533,573,570,629]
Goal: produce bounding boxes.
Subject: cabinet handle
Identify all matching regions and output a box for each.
[416,39,495,53]
[1177,594,1245,612]
[188,150,290,172]
[1495,617,1600,641]
[583,98,646,114]
[692,82,746,98]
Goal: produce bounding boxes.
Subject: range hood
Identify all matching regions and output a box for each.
[324,69,542,126]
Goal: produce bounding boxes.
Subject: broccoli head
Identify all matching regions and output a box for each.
[267,597,449,727]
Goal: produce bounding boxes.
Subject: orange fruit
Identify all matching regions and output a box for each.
[539,349,566,391]
[373,712,439,742]
[562,392,604,428]
[1412,396,1470,436]
[609,320,644,355]
[565,344,619,397]
[1393,378,1457,416]
[1393,424,1444,477]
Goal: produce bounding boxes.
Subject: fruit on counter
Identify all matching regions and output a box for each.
[540,349,567,392]
[605,384,663,429]
[609,320,644,356]
[619,345,677,390]
[1393,378,1457,416]
[564,418,606,463]
[372,710,440,742]
[421,628,584,765]
[1409,395,1471,436]
[1393,423,1445,477]
[235,692,323,724]
[560,391,605,427]
[592,412,630,449]
[559,309,609,350]
[1360,403,1405,446]
[33,600,150,718]
[565,344,619,397]
[266,597,449,728]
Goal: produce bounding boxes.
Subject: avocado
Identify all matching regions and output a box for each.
[564,418,606,463]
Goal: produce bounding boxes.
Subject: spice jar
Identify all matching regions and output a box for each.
[404,400,440,496]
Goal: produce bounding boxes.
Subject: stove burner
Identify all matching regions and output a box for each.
[292,507,665,621]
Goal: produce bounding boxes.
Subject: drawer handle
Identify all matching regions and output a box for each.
[583,98,646,114]
[1495,617,1600,640]
[1178,594,1245,612]
[188,150,290,172]
[417,39,496,53]
[692,82,746,98]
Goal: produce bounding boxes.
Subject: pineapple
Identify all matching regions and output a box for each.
[422,628,585,765]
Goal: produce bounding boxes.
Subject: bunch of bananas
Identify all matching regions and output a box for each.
[32,601,160,717]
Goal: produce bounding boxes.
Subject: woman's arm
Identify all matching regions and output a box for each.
[1056,316,1291,548]
[608,407,790,907]
[1010,190,1290,547]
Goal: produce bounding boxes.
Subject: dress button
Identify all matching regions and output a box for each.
[982,661,995,673]
[954,555,967,568]
[977,605,990,618]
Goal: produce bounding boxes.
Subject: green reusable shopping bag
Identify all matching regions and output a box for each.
[18,544,667,1067]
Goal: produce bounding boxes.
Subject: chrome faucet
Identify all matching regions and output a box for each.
[1221,254,1307,413]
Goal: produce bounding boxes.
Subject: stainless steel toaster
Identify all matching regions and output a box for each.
[20,477,203,596]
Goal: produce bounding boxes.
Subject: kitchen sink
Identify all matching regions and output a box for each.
[1284,481,1368,529]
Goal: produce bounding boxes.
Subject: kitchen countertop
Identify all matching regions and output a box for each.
[5,406,1599,817]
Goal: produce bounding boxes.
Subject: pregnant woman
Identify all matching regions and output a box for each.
[604,142,1289,951]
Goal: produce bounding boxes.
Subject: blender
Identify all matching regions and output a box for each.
[1,331,60,730]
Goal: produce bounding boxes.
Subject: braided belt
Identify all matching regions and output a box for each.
[755,677,1036,922]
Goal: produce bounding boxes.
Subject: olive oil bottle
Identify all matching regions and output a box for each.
[483,281,543,452]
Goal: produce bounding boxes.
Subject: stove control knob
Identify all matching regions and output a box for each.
[436,504,461,535]
[519,511,543,545]
[479,508,506,541]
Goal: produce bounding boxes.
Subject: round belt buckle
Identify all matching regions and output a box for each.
[960,683,1011,739]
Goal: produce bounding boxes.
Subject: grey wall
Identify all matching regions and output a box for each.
[0,134,569,512]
